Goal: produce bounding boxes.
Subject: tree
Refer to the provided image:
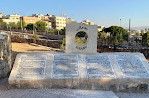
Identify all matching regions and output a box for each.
[48,29,57,34]
[9,22,17,29]
[59,27,65,35]
[142,31,149,46]
[35,21,47,32]
[98,31,108,45]
[0,20,7,29]
[103,26,128,50]
[17,21,25,29]
[26,23,34,30]
[135,32,140,37]
[135,32,140,45]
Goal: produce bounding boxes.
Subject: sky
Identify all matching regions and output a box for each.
[0,0,149,28]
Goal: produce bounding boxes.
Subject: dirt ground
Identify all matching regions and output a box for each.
[12,42,63,53]
[12,42,63,61]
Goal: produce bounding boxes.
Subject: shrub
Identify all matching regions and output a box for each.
[60,38,65,50]
[31,34,40,43]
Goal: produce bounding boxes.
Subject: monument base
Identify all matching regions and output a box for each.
[9,52,149,92]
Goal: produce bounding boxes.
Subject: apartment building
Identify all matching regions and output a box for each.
[23,16,41,25]
[32,14,52,29]
[50,16,66,30]
[41,18,52,29]
[3,14,21,24]
[81,20,95,25]
[32,14,52,19]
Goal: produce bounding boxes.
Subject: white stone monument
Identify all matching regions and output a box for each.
[9,20,149,92]
[66,20,97,54]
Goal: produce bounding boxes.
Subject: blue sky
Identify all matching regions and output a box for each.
[0,0,149,27]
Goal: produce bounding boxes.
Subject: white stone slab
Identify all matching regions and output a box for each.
[115,55,149,78]
[66,21,97,54]
[52,54,79,78]
[9,52,149,91]
[85,55,115,78]
[10,54,47,80]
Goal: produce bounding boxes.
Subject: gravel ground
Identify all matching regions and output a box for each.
[0,78,149,98]
[0,78,118,98]
[115,92,149,98]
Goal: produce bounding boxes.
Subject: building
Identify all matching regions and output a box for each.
[67,18,75,22]
[81,20,95,25]
[2,14,21,24]
[32,14,52,19]
[97,26,105,32]
[23,16,41,25]
[129,30,141,37]
[0,13,2,19]
[50,16,66,30]
[41,19,52,29]
[32,14,44,19]
[128,30,142,43]
[43,14,52,19]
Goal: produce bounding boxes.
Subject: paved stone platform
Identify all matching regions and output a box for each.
[0,88,118,98]
[9,52,149,92]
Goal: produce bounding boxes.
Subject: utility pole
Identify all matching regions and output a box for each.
[58,30,59,35]
[128,19,131,45]
[20,16,23,33]
[9,25,12,35]
[33,24,35,35]
[120,19,121,27]
[7,24,8,31]
[129,19,131,33]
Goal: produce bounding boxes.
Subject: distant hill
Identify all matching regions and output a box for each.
[125,26,149,30]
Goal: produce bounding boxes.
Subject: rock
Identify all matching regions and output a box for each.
[0,32,12,79]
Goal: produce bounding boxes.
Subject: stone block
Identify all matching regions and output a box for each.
[65,21,97,54]
[8,52,149,92]
[0,32,12,79]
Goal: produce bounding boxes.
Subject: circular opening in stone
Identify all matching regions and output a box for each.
[75,31,88,46]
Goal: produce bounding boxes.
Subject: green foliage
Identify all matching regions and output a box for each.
[26,23,34,30]
[31,34,40,43]
[59,27,65,35]
[35,21,47,32]
[98,31,107,40]
[17,20,25,29]
[9,22,17,29]
[142,31,149,46]
[47,28,65,35]
[18,21,25,28]
[103,26,128,46]
[32,34,40,40]
[0,20,26,30]
[0,20,7,29]
[60,38,65,50]
[135,32,140,37]
[48,29,57,34]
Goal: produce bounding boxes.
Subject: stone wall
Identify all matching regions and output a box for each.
[11,35,62,48]
[0,32,12,78]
